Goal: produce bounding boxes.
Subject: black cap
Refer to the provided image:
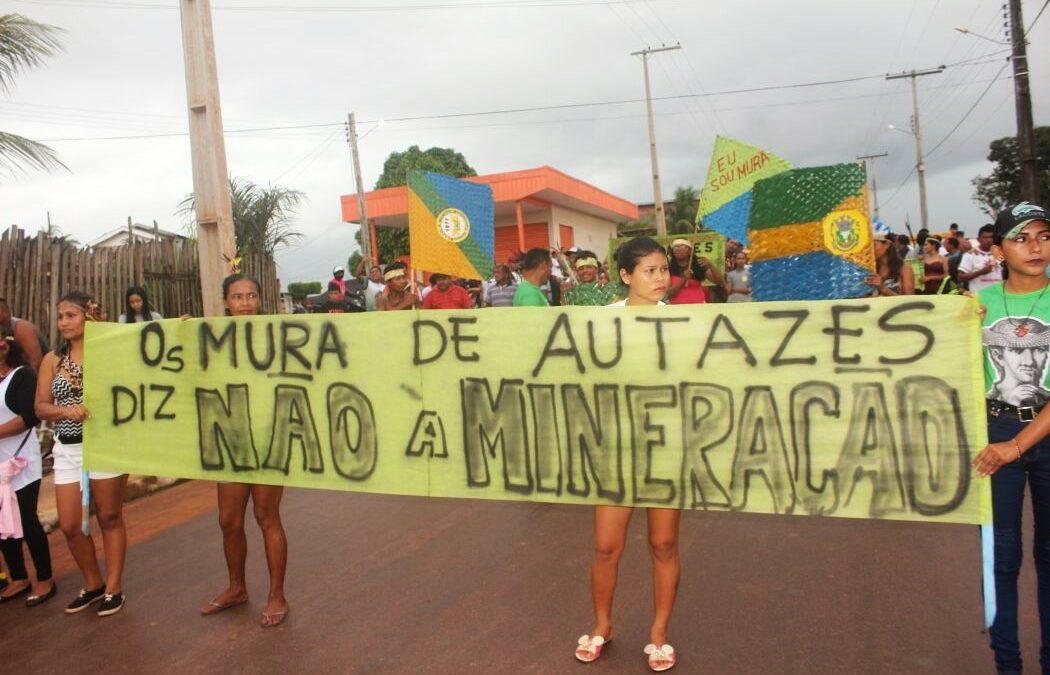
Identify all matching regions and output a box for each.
[995,202,1049,241]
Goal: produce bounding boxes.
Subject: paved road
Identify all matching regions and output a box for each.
[0,480,1032,673]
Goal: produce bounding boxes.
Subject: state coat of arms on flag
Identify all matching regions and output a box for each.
[407,171,494,281]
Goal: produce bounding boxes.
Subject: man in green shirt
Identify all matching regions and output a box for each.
[563,250,621,306]
[513,248,552,307]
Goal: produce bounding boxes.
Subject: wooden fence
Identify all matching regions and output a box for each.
[0,225,281,349]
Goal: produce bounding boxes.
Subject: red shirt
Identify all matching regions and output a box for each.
[669,275,707,304]
[422,284,474,309]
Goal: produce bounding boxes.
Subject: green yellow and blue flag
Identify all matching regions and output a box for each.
[408,171,494,280]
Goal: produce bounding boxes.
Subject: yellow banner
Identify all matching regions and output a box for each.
[83,296,989,524]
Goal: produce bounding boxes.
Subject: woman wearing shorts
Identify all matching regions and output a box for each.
[35,291,127,616]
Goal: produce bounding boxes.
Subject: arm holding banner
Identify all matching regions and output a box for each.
[34,353,88,423]
[974,406,1050,476]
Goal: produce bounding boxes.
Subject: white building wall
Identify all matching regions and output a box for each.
[549,204,619,256]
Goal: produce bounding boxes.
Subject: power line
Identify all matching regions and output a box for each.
[926,61,1011,157]
[1027,0,1050,33]
[32,69,1012,143]
[13,0,651,11]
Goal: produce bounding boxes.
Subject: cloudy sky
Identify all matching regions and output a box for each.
[2,0,1047,285]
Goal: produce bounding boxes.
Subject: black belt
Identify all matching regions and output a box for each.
[988,399,1043,423]
[57,433,82,444]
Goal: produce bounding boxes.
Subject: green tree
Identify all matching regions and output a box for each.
[287,281,321,301]
[972,126,1050,216]
[178,177,305,255]
[0,14,66,175]
[666,185,699,234]
[359,145,477,262]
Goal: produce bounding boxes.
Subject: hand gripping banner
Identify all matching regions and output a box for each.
[83,296,990,525]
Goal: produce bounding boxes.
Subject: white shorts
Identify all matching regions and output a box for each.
[52,439,122,485]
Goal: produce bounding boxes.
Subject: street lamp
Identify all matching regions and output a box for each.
[954,25,1009,45]
[886,118,930,231]
[957,2,1040,202]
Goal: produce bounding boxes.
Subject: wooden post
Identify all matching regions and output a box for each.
[180,0,236,317]
[369,218,378,265]
[515,200,526,253]
[347,112,372,262]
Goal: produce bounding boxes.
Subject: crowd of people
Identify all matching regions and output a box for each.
[304,238,752,315]
[0,205,1049,673]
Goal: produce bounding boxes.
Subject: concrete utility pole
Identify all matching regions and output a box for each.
[180,0,237,317]
[857,152,889,218]
[631,44,680,236]
[346,112,372,263]
[886,66,943,232]
[1008,0,1040,202]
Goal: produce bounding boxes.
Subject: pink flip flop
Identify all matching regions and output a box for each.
[575,634,609,663]
[644,643,676,672]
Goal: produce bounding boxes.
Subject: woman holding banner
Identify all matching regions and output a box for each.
[971,202,1050,674]
[34,291,128,617]
[575,237,679,673]
[667,238,723,304]
[201,273,290,627]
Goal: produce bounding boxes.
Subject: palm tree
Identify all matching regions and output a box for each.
[0,14,66,175]
[667,186,699,234]
[178,177,306,255]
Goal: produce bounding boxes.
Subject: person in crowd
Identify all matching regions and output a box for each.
[944,237,964,286]
[667,238,724,304]
[117,286,162,323]
[201,274,289,627]
[725,250,753,302]
[959,224,1004,294]
[919,237,949,294]
[376,263,420,311]
[315,282,363,313]
[329,265,348,298]
[512,248,553,307]
[483,265,518,308]
[0,299,46,371]
[353,257,385,311]
[0,336,54,607]
[563,250,619,306]
[422,274,474,310]
[867,227,915,296]
[971,202,1050,675]
[575,236,679,673]
[895,234,913,260]
[34,291,127,617]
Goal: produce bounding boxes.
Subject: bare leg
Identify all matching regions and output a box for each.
[55,482,103,591]
[588,505,633,640]
[252,484,289,626]
[90,475,128,594]
[201,482,251,614]
[647,508,681,646]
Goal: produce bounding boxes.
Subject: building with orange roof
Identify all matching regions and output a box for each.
[341,166,639,266]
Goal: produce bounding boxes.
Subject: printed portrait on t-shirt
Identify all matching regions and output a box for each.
[985,317,1050,408]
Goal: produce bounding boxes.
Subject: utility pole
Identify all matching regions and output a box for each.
[179,0,236,317]
[631,44,680,236]
[886,66,943,232]
[856,152,889,218]
[1008,0,1040,202]
[346,112,372,263]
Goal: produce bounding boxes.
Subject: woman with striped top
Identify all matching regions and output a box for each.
[34,291,128,617]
